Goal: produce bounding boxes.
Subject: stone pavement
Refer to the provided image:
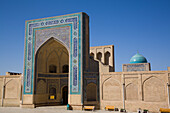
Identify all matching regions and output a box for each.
[0,106,136,113]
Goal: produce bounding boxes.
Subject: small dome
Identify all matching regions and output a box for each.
[130,53,147,64]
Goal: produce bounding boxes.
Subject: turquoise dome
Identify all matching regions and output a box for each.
[130,53,147,64]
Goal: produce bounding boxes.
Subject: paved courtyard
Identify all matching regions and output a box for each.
[0,106,137,113]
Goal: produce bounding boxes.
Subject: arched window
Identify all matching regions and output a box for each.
[62,65,69,73]
[49,65,57,73]
[97,52,102,61]
[90,52,94,59]
[104,52,110,65]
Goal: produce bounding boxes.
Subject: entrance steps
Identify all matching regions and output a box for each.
[39,105,67,109]
[35,103,67,109]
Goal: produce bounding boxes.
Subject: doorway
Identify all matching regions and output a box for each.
[62,86,68,105]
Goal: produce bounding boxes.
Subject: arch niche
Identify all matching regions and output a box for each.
[102,77,121,101]
[97,52,102,61]
[104,51,110,65]
[34,38,69,105]
[86,83,97,101]
[143,76,166,102]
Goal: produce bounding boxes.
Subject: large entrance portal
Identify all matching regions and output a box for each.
[34,38,69,106]
[22,13,90,109]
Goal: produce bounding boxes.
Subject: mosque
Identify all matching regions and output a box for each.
[0,12,170,112]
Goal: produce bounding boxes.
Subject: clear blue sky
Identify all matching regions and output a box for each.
[0,0,170,75]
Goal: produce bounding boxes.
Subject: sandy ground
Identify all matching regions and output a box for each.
[0,106,135,113]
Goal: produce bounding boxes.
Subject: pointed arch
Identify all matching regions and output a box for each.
[97,52,102,61]
[35,37,69,73]
[142,76,165,86]
[35,37,70,55]
[102,77,121,101]
[90,52,94,59]
[104,51,110,65]
[34,37,69,105]
[125,83,138,100]
[5,79,19,99]
[86,83,97,101]
[142,76,166,102]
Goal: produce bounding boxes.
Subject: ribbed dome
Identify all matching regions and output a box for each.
[130,53,147,64]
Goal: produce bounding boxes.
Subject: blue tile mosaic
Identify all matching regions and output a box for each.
[73,65,77,86]
[28,42,32,61]
[26,68,31,92]
[73,37,77,57]
[35,26,70,52]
